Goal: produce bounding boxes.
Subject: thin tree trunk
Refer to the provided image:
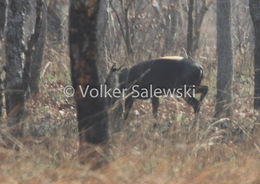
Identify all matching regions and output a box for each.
[164,0,179,55]
[193,0,213,53]
[249,0,260,110]
[26,0,47,96]
[187,0,194,57]
[97,0,109,85]
[0,0,7,41]
[215,0,233,118]
[0,0,7,117]
[47,0,69,47]
[69,0,109,161]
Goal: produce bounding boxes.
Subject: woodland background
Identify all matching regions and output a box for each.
[0,0,259,183]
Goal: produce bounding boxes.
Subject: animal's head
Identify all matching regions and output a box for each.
[105,65,128,105]
[106,65,129,87]
[106,65,121,88]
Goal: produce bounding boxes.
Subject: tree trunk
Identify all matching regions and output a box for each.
[249,0,260,110]
[26,0,47,96]
[0,0,7,41]
[97,0,109,85]
[164,0,179,55]
[5,0,47,129]
[215,0,233,118]
[109,0,133,56]
[5,0,28,122]
[47,0,69,47]
[193,0,213,54]
[69,0,109,152]
[187,0,194,57]
[0,0,7,117]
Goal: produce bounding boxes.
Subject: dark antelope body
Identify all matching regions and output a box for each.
[106,56,208,120]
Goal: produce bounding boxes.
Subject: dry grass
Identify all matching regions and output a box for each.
[0,122,259,184]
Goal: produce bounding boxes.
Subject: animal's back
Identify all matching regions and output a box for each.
[127,57,202,88]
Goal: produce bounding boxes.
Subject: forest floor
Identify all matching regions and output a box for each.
[0,41,259,184]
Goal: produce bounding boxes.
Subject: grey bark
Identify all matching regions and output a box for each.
[0,0,7,41]
[249,0,260,110]
[47,0,69,47]
[109,0,134,55]
[5,0,27,120]
[193,0,213,53]
[5,0,47,124]
[187,0,194,56]
[97,0,109,85]
[25,0,47,96]
[164,0,179,55]
[215,0,233,117]
[0,0,7,117]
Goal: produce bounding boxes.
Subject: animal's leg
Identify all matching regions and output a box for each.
[196,85,208,103]
[124,97,134,120]
[184,97,200,113]
[151,97,159,119]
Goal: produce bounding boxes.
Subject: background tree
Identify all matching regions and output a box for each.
[187,0,194,56]
[192,0,214,54]
[47,0,69,48]
[249,0,260,110]
[151,0,180,55]
[215,0,233,117]
[0,0,7,47]
[69,0,109,156]
[26,0,47,96]
[0,0,7,117]
[109,0,134,56]
[5,0,47,131]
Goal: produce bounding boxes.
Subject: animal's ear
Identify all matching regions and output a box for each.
[108,63,117,73]
[111,64,117,72]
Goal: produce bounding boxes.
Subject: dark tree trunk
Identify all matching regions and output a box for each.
[249,0,260,110]
[69,0,109,151]
[0,0,7,117]
[187,0,194,57]
[215,0,233,118]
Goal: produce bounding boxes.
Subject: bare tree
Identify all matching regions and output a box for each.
[26,0,47,96]
[47,0,69,47]
[0,0,7,117]
[152,0,180,55]
[69,0,109,162]
[5,0,47,129]
[0,0,7,42]
[249,0,260,110]
[187,0,194,56]
[109,0,134,55]
[187,0,214,57]
[215,0,233,118]
[97,0,109,85]
[5,0,29,122]
[193,0,214,53]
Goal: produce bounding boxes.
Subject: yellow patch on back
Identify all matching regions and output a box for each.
[159,56,184,60]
